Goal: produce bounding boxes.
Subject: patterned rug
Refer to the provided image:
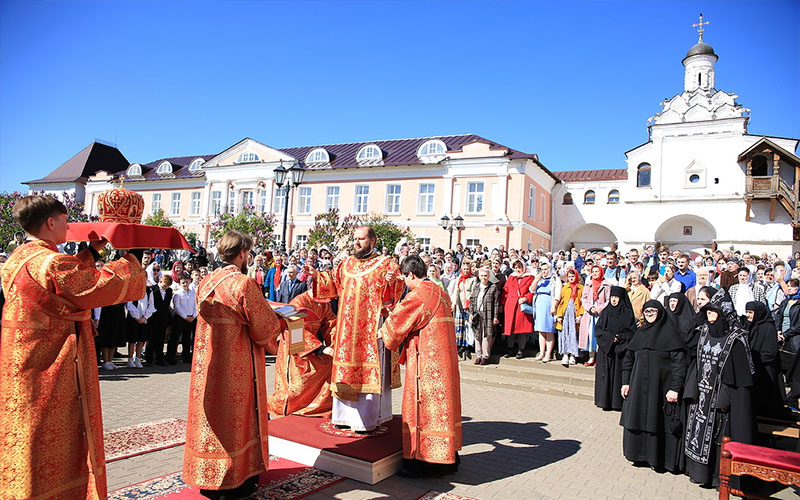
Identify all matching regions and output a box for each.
[104,418,187,462]
[416,491,481,500]
[109,456,344,500]
[316,419,389,439]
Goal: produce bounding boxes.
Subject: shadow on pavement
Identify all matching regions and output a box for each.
[454,418,581,485]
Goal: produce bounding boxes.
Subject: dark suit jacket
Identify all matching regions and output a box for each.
[277,278,307,304]
[150,285,173,328]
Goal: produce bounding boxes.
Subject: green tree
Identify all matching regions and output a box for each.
[143,208,174,227]
[209,205,277,249]
[0,190,93,250]
[181,229,199,248]
[307,208,415,254]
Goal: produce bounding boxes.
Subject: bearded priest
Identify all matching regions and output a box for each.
[379,255,462,477]
[304,226,405,432]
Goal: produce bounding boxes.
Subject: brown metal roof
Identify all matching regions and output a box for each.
[26,142,129,184]
[123,154,217,182]
[554,169,628,182]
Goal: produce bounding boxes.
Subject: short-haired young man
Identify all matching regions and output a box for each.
[0,195,146,499]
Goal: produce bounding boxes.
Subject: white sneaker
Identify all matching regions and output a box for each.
[561,355,569,366]
[127,359,136,368]
[569,355,576,365]
[102,362,115,371]
[135,359,143,369]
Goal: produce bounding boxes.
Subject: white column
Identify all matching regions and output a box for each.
[202,182,213,220]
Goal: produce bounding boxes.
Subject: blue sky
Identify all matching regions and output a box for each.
[0,0,798,192]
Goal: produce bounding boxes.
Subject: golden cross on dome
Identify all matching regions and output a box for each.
[692,13,710,42]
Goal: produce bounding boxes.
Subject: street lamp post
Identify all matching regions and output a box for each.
[274,160,306,253]
[440,214,464,250]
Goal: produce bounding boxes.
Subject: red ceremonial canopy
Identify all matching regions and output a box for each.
[66,222,195,252]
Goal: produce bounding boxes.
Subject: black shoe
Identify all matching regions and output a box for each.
[333,424,350,430]
[515,349,523,359]
[397,458,421,478]
[156,358,168,366]
[166,357,178,365]
[503,352,511,358]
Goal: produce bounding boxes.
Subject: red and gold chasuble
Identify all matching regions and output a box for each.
[182,265,281,491]
[380,280,462,464]
[312,253,404,400]
[0,240,146,500]
[267,291,337,418]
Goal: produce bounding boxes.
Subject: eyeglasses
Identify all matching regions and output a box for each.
[643,309,658,316]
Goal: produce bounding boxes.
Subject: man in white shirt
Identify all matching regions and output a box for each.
[170,276,197,364]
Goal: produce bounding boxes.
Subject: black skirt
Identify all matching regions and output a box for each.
[96,304,127,348]
[126,317,149,343]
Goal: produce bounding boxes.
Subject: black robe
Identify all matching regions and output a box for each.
[746,301,791,420]
[595,286,636,411]
[619,300,687,472]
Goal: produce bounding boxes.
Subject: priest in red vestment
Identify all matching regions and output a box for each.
[267,290,337,418]
[0,195,146,500]
[305,226,405,432]
[379,255,462,477]
[182,230,282,500]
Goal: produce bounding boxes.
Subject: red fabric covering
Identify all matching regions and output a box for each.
[66,222,194,251]
[269,415,403,463]
[725,441,800,473]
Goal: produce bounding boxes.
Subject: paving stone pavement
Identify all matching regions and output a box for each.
[100,358,720,500]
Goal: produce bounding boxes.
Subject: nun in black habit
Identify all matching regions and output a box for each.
[594,286,637,411]
[684,289,755,487]
[619,300,687,472]
[745,300,790,420]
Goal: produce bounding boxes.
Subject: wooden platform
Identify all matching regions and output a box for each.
[268,415,403,484]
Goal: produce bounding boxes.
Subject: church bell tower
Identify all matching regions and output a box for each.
[682,13,718,92]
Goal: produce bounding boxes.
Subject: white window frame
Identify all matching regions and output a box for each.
[465,238,481,250]
[417,183,434,214]
[417,140,446,157]
[326,186,340,210]
[211,191,222,215]
[237,152,259,163]
[354,185,370,214]
[273,186,287,213]
[157,161,172,175]
[151,193,161,214]
[189,158,205,171]
[259,190,267,213]
[298,187,312,214]
[356,144,382,162]
[190,192,201,216]
[305,148,329,164]
[528,185,536,219]
[416,237,431,252]
[127,164,142,176]
[466,181,484,214]
[170,192,181,216]
[295,234,308,248]
[240,190,254,211]
[385,184,401,214]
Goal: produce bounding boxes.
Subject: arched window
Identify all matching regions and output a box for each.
[584,190,595,204]
[637,163,651,187]
[127,163,142,176]
[189,158,205,171]
[417,140,446,157]
[356,144,382,162]
[608,189,620,204]
[156,161,172,175]
[562,192,573,205]
[237,152,260,163]
[751,155,768,177]
[305,148,329,164]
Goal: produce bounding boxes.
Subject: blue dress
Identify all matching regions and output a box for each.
[534,278,556,333]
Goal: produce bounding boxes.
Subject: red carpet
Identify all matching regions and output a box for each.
[105,418,187,462]
[269,415,403,462]
[108,456,344,500]
[416,492,481,500]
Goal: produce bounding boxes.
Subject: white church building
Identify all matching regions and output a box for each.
[552,24,800,256]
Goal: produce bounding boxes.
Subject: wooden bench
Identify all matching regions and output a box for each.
[719,436,800,500]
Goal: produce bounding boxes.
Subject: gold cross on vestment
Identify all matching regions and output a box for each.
[692,13,710,42]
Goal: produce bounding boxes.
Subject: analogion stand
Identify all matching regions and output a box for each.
[267,415,403,484]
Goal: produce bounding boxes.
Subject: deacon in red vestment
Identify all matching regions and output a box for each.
[182,230,282,499]
[267,290,337,418]
[0,195,146,500]
[305,226,405,431]
[379,255,462,477]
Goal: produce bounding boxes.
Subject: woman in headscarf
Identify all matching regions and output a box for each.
[594,286,637,411]
[448,257,477,360]
[687,266,712,311]
[684,289,755,487]
[625,270,649,327]
[530,260,561,362]
[728,267,767,317]
[666,292,697,346]
[170,260,188,291]
[579,265,611,366]
[745,301,790,419]
[503,258,535,359]
[619,300,686,472]
[555,268,584,366]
